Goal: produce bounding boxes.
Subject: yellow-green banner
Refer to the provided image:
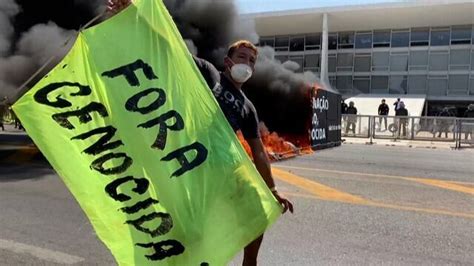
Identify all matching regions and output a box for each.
[13,0,281,265]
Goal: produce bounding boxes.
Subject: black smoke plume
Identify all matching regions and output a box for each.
[1,0,321,136]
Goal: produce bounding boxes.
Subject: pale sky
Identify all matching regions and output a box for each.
[236,0,408,14]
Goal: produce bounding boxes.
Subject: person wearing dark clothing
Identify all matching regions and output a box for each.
[346,102,357,115]
[341,100,348,125]
[395,101,408,137]
[193,44,294,264]
[194,57,260,140]
[377,99,389,131]
[341,100,348,114]
[0,96,8,131]
[463,104,474,140]
[436,107,453,138]
[464,105,474,118]
[345,101,357,135]
[10,108,23,130]
[393,98,401,112]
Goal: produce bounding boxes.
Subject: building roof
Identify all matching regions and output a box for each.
[243,0,474,35]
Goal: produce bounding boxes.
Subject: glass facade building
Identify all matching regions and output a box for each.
[258,25,474,98]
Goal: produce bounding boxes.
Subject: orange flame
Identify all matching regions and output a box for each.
[237,122,313,161]
[236,82,318,161]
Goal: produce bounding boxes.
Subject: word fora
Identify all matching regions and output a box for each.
[33,59,208,261]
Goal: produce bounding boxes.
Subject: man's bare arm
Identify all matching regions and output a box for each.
[247,138,294,214]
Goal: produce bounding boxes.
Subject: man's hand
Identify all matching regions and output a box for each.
[106,0,132,15]
[272,190,294,214]
[246,138,294,214]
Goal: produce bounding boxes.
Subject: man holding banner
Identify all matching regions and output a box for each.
[107,0,293,265]
[195,41,295,264]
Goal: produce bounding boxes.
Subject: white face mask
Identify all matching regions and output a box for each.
[229,62,253,83]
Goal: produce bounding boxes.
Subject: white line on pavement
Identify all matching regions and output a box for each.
[0,239,84,265]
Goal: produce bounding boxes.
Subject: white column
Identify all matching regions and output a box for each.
[320,13,329,84]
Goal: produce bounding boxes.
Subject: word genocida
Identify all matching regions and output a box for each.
[33,59,208,262]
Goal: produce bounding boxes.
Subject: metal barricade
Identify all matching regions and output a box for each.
[372,115,414,140]
[412,116,456,142]
[372,115,457,141]
[341,114,474,149]
[341,115,371,138]
[343,115,460,142]
[456,118,474,149]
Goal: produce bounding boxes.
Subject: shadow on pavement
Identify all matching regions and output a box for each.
[0,134,33,144]
[0,162,55,182]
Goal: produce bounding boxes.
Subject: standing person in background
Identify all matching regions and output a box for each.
[377,99,389,131]
[341,99,348,128]
[0,96,9,131]
[107,1,293,265]
[393,98,401,112]
[395,101,408,137]
[345,101,357,135]
[10,107,23,130]
[341,100,348,115]
[463,104,474,140]
[436,107,453,138]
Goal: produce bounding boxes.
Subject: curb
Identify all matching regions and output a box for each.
[342,138,456,150]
